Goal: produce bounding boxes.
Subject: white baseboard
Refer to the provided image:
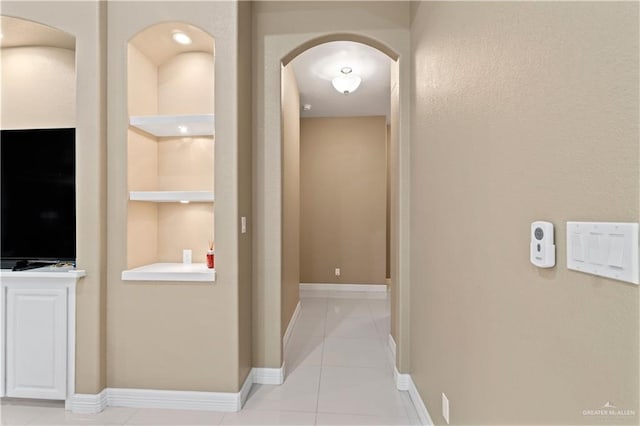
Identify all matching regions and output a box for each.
[388,334,397,359]
[389,335,409,391]
[252,364,285,385]
[107,388,240,412]
[283,301,301,350]
[407,376,434,426]
[300,283,388,293]
[66,389,108,413]
[68,370,256,414]
[394,366,411,392]
[238,369,253,408]
[387,334,433,426]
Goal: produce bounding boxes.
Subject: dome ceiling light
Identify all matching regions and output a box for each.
[172,31,192,45]
[331,66,361,95]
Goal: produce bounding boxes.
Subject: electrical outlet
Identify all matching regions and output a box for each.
[335,268,341,277]
[442,393,450,424]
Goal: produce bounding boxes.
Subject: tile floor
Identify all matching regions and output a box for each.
[1,290,420,425]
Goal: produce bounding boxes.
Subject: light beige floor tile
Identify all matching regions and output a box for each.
[0,400,63,426]
[324,315,379,339]
[28,406,137,425]
[399,392,421,423]
[243,366,321,413]
[125,408,224,425]
[322,337,389,368]
[316,412,411,425]
[299,297,328,316]
[318,366,407,417]
[291,313,326,338]
[372,316,390,339]
[220,409,315,425]
[326,291,387,300]
[327,299,373,319]
[367,300,390,319]
[284,334,324,371]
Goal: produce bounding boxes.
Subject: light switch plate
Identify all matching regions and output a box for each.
[567,222,639,285]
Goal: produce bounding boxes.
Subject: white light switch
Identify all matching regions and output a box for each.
[570,233,585,262]
[241,216,247,234]
[608,234,624,268]
[567,222,639,285]
[586,234,602,265]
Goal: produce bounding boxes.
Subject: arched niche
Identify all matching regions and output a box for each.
[124,22,216,279]
[0,15,76,129]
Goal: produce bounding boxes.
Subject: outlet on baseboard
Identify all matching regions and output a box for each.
[334,267,341,277]
[442,393,450,424]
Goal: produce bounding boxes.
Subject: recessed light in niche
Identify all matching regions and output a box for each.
[172,31,192,45]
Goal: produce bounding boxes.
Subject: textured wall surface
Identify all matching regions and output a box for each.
[1,46,75,129]
[281,64,300,338]
[410,2,639,424]
[300,116,387,285]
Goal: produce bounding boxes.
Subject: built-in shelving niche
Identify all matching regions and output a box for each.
[123,22,215,282]
[129,114,214,137]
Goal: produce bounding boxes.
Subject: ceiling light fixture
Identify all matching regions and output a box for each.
[332,66,361,95]
[303,104,312,111]
[172,31,192,45]
[178,125,188,134]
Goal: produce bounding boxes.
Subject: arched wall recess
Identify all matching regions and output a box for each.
[0,12,87,403]
[124,22,216,280]
[0,15,76,129]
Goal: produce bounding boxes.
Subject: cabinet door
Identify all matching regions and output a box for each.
[6,287,67,399]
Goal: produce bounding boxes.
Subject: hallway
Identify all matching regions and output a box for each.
[1,290,419,425]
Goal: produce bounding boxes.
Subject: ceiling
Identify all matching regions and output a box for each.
[291,41,391,119]
[130,22,214,66]
[0,16,75,50]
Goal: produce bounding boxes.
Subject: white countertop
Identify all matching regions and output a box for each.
[0,267,86,279]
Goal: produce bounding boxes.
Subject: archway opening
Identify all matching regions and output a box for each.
[280,34,401,379]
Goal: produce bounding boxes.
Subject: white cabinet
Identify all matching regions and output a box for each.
[0,269,85,402]
[6,287,68,399]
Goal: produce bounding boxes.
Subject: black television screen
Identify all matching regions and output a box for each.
[1,128,76,268]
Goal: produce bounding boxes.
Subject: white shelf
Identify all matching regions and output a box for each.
[129,114,214,137]
[129,191,214,203]
[121,263,215,282]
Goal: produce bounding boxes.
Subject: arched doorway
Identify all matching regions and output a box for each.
[276,32,408,382]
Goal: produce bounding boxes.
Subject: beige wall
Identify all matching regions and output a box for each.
[0,46,75,129]
[281,64,300,337]
[1,2,108,394]
[253,0,411,370]
[236,0,253,390]
[300,116,386,284]
[386,125,391,280]
[389,60,400,348]
[107,1,246,392]
[126,45,159,269]
[410,2,639,424]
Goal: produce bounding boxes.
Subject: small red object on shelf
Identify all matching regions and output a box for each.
[206,250,215,269]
